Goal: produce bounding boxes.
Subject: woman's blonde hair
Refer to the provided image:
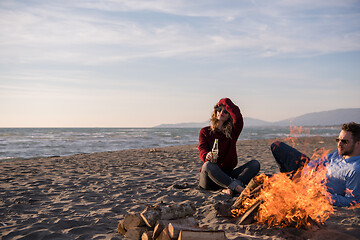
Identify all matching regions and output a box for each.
[210,104,233,138]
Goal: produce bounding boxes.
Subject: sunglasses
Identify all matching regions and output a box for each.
[216,107,229,114]
[336,138,350,144]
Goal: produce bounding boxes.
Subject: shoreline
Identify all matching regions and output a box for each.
[1,136,359,240]
[0,126,340,160]
[0,135,338,162]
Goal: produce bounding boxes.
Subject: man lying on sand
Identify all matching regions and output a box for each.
[198,98,260,195]
[271,122,360,207]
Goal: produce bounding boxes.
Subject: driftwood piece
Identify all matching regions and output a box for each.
[123,213,146,230]
[141,205,161,227]
[168,223,208,239]
[152,220,169,240]
[177,229,227,240]
[235,200,263,225]
[125,227,149,240]
[170,216,198,226]
[117,219,126,235]
[152,217,198,239]
[140,202,196,227]
[157,227,171,240]
[141,230,153,240]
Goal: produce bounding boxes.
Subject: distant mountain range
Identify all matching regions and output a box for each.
[154,108,360,128]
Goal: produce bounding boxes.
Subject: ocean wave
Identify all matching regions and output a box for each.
[0,127,339,159]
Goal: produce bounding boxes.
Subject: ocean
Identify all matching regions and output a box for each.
[0,126,340,160]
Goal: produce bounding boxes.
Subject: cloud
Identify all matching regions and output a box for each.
[0,0,359,66]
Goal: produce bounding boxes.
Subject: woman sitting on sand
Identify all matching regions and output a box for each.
[198,98,260,195]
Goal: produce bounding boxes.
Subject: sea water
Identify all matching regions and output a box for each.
[0,126,340,160]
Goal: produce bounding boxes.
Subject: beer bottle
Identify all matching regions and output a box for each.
[211,139,219,163]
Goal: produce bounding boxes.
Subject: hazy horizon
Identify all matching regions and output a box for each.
[0,107,357,128]
[1,1,359,128]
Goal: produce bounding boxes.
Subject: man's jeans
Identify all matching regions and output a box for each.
[270,141,310,175]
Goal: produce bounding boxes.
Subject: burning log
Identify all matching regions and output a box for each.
[232,183,263,209]
[231,171,334,229]
[235,200,263,225]
[232,174,266,210]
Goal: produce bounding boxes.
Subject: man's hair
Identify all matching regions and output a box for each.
[342,122,360,142]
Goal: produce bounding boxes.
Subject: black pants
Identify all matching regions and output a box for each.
[199,160,260,190]
[270,141,310,176]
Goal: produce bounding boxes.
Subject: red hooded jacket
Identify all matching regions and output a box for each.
[198,98,244,171]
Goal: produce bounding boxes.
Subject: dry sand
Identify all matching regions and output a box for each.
[1,136,360,240]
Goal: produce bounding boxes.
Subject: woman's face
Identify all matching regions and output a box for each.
[216,106,230,122]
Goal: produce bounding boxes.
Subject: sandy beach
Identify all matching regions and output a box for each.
[1,136,360,240]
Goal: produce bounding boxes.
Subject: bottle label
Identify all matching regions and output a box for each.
[212,150,218,163]
[211,139,219,163]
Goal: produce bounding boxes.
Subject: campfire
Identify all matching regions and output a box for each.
[231,142,335,229]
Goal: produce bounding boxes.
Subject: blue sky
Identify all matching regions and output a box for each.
[0,0,359,127]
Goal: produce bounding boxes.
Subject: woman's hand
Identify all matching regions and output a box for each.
[206,152,214,162]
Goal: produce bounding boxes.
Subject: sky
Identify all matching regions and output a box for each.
[0,0,360,128]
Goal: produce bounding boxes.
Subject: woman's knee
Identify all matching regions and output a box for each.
[201,161,217,173]
[248,159,260,172]
[201,161,210,172]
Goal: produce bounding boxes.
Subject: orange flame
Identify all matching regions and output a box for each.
[232,168,334,228]
[233,127,336,228]
[344,189,360,208]
[255,167,334,228]
[284,125,311,147]
[309,147,331,161]
[348,202,360,209]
